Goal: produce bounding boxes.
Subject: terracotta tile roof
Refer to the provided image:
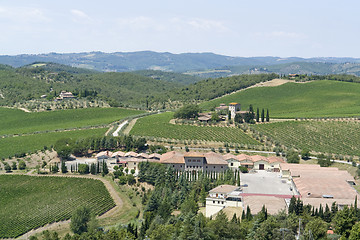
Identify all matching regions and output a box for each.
[223,153,238,161]
[237,154,251,161]
[112,151,125,157]
[209,185,239,194]
[125,151,138,157]
[96,151,113,158]
[267,156,285,164]
[184,152,205,158]
[250,155,268,162]
[204,152,228,165]
[229,102,238,105]
[149,153,161,159]
[137,153,150,159]
[160,151,185,164]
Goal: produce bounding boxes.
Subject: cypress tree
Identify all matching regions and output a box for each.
[256,108,259,122]
[266,109,269,122]
[237,171,240,186]
[241,210,246,220]
[261,108,265,122]
[288,196,296,214]
[246,206,252,220]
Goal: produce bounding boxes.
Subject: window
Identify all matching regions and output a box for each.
[206,166,208,168]
[134,163,136,165]
[188,160,191,162]
[222,201,224,204]
[197,160,200,162]
[231,163,234,166]
[214,166,215,169]
[221,166,223,168]
[218,201,220,204]
[213,201,215,204]
[173,165,175,167]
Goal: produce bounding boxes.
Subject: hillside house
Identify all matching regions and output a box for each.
[229,102,241,119]
[59,91,75,99]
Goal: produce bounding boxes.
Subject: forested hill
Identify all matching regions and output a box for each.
[0,65,181,107]
[0,62,279,109]
[132,70,201,85]
[1,51,360,73]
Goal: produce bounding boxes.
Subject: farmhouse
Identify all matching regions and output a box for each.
[229,102,241,119]
[59,91,75,99]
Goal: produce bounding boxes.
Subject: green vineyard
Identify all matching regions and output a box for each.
[253,120,360,156]
[130,112,260,145]
[0,175,115,238]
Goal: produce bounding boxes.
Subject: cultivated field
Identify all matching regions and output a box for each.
[200,80,360,118]
[253,120,360,156]
[0,175,115,238]
[0,107,145,136]
[0,128,107,159]
[130,112,260,145]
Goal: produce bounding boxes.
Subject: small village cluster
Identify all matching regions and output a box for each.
[62,150,360,218]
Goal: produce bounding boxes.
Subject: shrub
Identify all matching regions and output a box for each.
[18,160,26,170]
[239,166,248,173]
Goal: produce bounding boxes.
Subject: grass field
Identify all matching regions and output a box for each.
[130,112,260,145]
[200,80,360,118]
[253,120,360,156]
[0,107,145,136]
[0,128,107,159]
[0,175,115,238]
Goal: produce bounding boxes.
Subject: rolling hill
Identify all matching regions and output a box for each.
[200,80,360,118]
[1,51,360,74]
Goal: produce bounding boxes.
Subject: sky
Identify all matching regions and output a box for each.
[0,0,359,58]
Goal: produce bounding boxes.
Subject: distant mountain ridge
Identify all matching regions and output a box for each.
[1,51,360,73]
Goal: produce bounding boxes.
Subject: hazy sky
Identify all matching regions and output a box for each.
[1,0,359,57]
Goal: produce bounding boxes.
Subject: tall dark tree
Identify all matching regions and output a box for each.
[261,108,265,122]
[266,109,269,122]
[256,108,259,122]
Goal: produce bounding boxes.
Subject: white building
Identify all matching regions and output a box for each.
[229,102,241,119]
[206,185,243,217]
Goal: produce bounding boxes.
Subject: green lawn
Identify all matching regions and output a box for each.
[130,112,260,145]
[0,107,145,136]
[0,175,115,238]
[0,128,107,159]
[253,120,360,156]
[200,80,360,118]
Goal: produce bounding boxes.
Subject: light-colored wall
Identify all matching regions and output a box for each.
[253,160,270,170]
[227,159,241,170]
[206,198,226,217]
